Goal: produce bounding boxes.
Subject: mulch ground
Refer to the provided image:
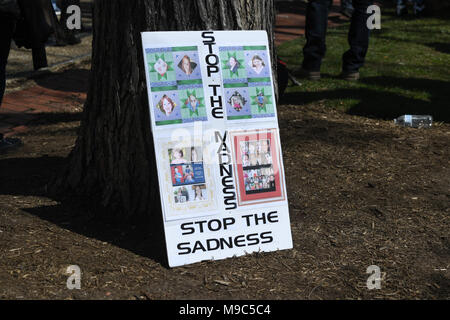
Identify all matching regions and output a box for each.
[0,81,449,299]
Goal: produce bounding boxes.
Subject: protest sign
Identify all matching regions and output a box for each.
[141,30,292,267]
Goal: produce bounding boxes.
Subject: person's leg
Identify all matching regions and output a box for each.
[397,0,408,15]
[59,0,82,44]
[301,0,333,72]
[0,13,15,106]
[341,0,374,75]
[413,0,425,15]
[341,0,354,11]
[0,13,23,151]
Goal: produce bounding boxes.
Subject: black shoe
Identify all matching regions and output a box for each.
[0,136,23,153]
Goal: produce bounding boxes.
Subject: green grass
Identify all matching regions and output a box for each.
[277,9,450,122]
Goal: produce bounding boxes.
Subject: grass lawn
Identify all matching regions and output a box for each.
[277,9,450,122]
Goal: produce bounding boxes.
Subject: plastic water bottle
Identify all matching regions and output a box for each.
[394,115,433,128]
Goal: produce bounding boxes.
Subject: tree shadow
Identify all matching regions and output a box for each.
[33,68,90,94]
[0,155,169,268]
[425,42,450,55]
[280,76,450,122]
[0,111,82,129]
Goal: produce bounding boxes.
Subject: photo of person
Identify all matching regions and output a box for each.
[256,92,266,110]
[177,55,197,75]
[170,148,188,164]
[173,166,184,184]
[174,186,189,203]
[249,55,266,74]
[185,94,200,114]
[239,139,275,194]
[228,91,247,112]
[173,184,207,203]
[183,164,195,183]
[226,56,240,73]
[169,146,205,187]
[190,146,201,162]
[157,95,177,116]
[154,58,168,76]
[193,185,205,201]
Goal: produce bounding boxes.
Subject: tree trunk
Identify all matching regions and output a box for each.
[53,0,276,221]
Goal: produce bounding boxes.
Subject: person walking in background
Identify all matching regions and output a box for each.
[294,0,374,81]
[0,0,22,151]
[340,0,354,18]
[397,0,426,17]
[0,0,55,152]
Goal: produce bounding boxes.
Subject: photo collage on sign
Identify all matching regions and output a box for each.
[219,46,275,120]
[146,46,207,126]
[231,129,285,206]
[168,146,208,203]
[240,139,276,195]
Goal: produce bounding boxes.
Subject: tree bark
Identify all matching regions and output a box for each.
[54,0,276,221]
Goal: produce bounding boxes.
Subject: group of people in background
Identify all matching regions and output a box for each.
[295,0,428,82]
[339,0,426,18]
[0,0,82,151]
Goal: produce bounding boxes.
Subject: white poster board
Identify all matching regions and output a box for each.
[141,30,292,267]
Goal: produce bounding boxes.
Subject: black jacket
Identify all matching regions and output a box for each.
[14,0,54,49]
[0,0,20,16]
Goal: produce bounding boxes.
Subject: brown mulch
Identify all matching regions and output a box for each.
[0,98,449,300]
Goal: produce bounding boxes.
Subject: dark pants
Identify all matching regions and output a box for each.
[0,13,16,106]
[302,0,374,73]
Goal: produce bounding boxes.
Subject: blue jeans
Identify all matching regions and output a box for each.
[0,13,16,106]
[302,0,374,73]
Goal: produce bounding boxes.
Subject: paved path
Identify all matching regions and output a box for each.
[1,0,348,138]
[275,0,349,45]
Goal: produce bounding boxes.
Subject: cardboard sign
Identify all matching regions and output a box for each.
[141,31,292,267]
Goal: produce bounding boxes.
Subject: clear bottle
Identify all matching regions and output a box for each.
[394,115,433,128]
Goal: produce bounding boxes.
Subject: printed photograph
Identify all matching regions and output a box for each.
[219,48,247,80]
[224,88,251,120]
[146,50,176,84]
[240,139,276,195]
[249,86,275,118]
[173,184,207,203]
[153,91,182,125]
[244,49,271,79]
[177,55,197,76]
[178,88,208,122]
[173,49,202,81]
[231,129,285,205]
[169,147,205,187]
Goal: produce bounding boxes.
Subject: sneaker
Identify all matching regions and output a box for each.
[292,67,321,81]
[339,71,360,81]
[0,135,23,153]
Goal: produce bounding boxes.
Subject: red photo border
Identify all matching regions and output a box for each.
[232,129,285,206]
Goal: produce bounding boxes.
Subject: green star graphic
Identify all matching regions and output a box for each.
[149,54,174,81]
[250,87,272,113]
[221,52,244,78]
[181,90,203,117]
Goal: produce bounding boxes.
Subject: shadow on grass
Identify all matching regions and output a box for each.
[281,76,450,122]
[426,42,450,55]
[0,155,168,268]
